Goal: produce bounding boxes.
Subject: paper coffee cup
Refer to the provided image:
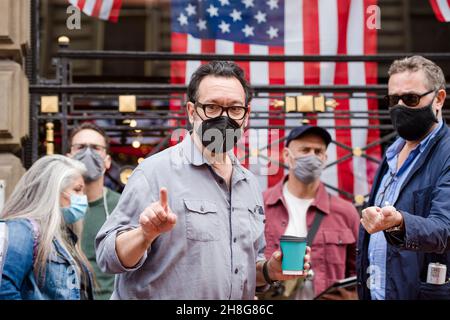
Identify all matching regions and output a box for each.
[280,235,307,275]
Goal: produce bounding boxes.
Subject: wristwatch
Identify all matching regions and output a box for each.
[386,209,404,233]
[386,225,403,233]
[262,260,277,285]
[386,215,404,232]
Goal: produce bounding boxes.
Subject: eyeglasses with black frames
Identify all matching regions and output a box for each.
[194,101,249,120]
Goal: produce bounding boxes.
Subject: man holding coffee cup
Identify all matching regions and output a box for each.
[262,125,360,300]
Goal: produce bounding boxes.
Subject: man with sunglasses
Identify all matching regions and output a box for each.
[67,122,121,300]
[358,56,450,300]
[95,61,311,299]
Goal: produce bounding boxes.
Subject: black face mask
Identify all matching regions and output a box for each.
[389,102,438,141]
[196,116,242,153]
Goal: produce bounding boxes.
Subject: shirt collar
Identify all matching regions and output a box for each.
[266,175,331,215]
[310,182,331,215]
[180,133,208,166]
[265,175,288,206]
[228,152,249,182]
[417,120,443,153]
[180,133,249,181]
[386,120,443,162]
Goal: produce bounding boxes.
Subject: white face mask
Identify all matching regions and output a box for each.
[288,150,325,184]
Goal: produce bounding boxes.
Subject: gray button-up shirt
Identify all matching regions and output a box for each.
[95,135,266,299]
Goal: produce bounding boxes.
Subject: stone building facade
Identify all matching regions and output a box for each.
[0,0,30,204]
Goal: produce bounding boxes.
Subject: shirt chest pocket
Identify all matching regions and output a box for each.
[184,199,221,241]
[323,229,355,265]
[247,205,265,242]
[233,200,264,244]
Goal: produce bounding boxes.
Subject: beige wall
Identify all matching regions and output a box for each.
[0,0,30,202]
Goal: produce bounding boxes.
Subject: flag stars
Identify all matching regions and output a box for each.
[242,24,254,37]
[197,18,207,31]
[266,26,279,39]
[266,0,279,10]
[206,4,219,17]
[242,0,254,9]
[230,9,242,22]
[176,0,283,44]
[178,13,188,26]
[185,3,196,16]
[254,10,266,24]
[218,20,231,33]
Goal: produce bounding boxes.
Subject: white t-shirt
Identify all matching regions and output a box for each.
[283,182,313,238]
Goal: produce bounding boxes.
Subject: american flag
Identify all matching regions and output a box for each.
[68,0,122,22]
[170,0,381,201]
[430,0,450,22]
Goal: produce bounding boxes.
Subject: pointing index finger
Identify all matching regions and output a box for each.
[159,187,168,210]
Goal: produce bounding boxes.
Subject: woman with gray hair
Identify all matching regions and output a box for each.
[0,155,94,299]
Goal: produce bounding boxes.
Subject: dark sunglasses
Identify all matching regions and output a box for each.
[384,89,435,108]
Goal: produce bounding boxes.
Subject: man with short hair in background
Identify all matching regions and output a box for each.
[68,122,121,300]
[263,125,359,300]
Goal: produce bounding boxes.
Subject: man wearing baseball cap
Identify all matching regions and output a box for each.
[261,125,360,300]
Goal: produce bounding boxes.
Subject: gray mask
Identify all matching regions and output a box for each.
[73,147,105,182]
[290,154,324,184]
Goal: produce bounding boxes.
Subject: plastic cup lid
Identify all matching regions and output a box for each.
[280,235,307,242]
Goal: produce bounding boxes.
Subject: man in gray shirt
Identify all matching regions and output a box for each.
[95,61,311,299]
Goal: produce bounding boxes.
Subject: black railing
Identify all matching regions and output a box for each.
[56,49,450,62]
[28,42,450,204]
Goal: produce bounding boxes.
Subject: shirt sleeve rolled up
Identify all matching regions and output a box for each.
[95,169,157,274]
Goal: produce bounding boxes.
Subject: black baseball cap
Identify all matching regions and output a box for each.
[285,125,332,147]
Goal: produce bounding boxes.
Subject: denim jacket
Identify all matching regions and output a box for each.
[0,219,94,300]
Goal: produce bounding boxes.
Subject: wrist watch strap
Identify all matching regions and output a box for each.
[263,260,276,284]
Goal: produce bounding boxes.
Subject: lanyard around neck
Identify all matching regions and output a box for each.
[103,187,110,219]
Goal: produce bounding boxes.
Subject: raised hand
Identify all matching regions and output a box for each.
[139,187,177,240]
